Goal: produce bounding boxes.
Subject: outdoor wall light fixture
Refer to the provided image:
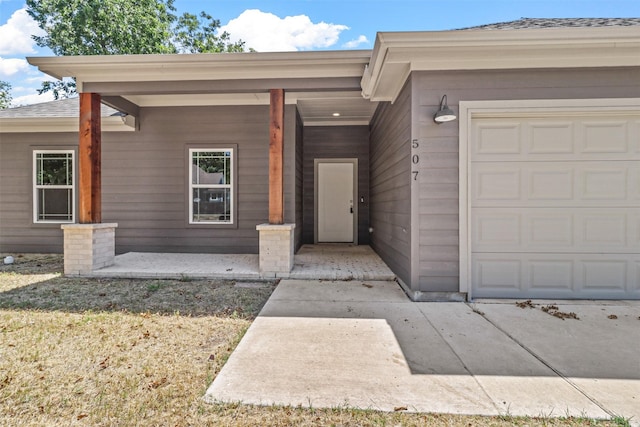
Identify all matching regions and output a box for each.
[433,95,457,124]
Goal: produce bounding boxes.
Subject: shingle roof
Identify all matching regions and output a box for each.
[458,17,640,30]
[0,97,121,118]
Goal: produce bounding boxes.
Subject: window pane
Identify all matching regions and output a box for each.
[37,153,72,185]
[192,151,231,185]
[37,188,72,221]
[192,188,231,223]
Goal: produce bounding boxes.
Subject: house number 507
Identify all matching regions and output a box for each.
[412,139,419,181]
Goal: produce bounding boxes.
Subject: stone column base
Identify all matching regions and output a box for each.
[61,223,118,276]
[256,223,295,276]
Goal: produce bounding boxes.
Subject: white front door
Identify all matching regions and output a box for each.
[317,162,355,242]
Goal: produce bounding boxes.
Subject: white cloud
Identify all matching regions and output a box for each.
[219,9,348,52]
[11,90,54,108]
[0,56,30,77]
[0,8,45,55]
[343,35,370,49]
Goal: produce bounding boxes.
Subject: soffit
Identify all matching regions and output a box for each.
[120,91,377,126]
[362,26,640,102]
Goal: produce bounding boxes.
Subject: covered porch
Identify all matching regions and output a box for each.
[82,244,396,281]
[27,51,379,280]
[31,51,376,278]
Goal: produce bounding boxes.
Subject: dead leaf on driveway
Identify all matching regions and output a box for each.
[541,305,579,320]
[516,300,535,309]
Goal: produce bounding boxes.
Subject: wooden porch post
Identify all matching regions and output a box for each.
[63,92,116,276]
[257,88,295,275]
[269,88,284,224]
[78,92,102,223]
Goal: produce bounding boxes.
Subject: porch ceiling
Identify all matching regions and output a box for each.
[111,91,377,126]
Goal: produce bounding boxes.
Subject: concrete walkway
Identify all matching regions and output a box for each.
[204,279,640,424]
[89,244,395,281]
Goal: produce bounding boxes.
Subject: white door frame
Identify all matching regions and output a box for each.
[314,158,358,244]
[459,98,640,299]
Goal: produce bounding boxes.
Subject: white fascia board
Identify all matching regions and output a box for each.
[28,50,372,85]
[0,116,135,133]
[363,26,640,102]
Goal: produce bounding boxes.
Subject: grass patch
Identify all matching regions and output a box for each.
[0,254,627,426]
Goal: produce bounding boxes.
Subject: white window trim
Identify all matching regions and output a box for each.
[458,98,640,299]
[33,149,75,224]
[188,148,235,225]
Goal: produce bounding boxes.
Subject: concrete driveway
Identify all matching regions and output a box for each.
[204,279,640,424]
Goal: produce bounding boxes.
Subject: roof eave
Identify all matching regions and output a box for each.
[0,116,136,133]
[362,26,640,101]
[27,50,373,88]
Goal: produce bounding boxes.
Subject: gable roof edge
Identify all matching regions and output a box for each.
[362,26,640,101]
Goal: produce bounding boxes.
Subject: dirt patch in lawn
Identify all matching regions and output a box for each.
[0,255,626,426]
[0,254,272,317]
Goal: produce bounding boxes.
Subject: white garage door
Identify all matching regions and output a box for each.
[470,112,640,299]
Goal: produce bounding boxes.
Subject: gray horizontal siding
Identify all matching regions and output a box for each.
[369,80,412,286]
[414,66,640,293]
[302,125,370,245]
[0,104,297,254]
[105,105,296,254]
[0,133,77,253]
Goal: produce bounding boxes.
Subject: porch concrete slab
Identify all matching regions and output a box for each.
[289,244,395,281]
[478,301,640,422]
[90,252,261,280]
[86,244,395,282]
[205,280,635,421]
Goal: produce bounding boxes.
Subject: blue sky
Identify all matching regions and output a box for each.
[1,0,639,105]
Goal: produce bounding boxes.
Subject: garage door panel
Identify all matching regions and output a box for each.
[580,167,628,200]
[529,122,574,154]
[473,208,638,253]
[473,254,640,298]
[579,120,629,154]
[472,115,640,162]
[472,162,639,207]
[529,213,573,246]
[634,167,640,201]
[474,167,521,201]
[635,212,640,246]
[529,260,574,290]
[474,213,521,246]
[530,169,574,200]
[580,260,627,292]
[474,123,522,155]
[578,214,627,248]
[473,258,523,291]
